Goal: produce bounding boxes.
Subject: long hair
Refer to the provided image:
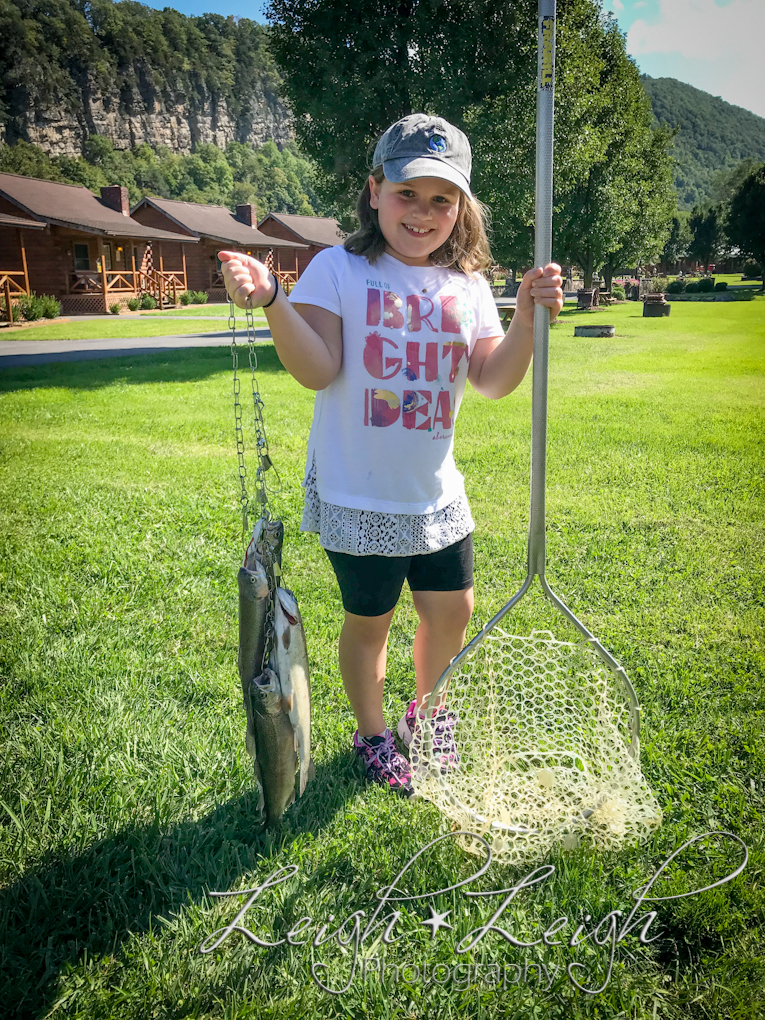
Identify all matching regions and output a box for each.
[344,166,493,276]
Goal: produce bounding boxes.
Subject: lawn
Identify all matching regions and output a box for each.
[0,316,261,342]
[0,300,763,1019]
[142,303,267,319]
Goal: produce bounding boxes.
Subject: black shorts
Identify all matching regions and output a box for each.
[324,533,474,617]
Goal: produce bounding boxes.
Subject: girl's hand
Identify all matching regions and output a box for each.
[515,263,564,327]
[218,250,276,309]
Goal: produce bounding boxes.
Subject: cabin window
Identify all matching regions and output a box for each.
[115,245,125,264]
[73,243,90,271]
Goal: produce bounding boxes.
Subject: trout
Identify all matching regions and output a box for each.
[250,667,298,822]
[237,560,269,755]
[272,586,314,796]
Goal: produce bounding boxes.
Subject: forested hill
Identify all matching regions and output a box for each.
[0,0,291,157]
[641,76,765,209]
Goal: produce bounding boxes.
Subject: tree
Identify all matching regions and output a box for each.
[551,14,675,288]
[726,163,765,288]
[661,213,692,270]
[266,0,675,283]
[266,0,540,219]
[688,204,726,270]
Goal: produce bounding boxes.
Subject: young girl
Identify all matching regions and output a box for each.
[220,114,563,798]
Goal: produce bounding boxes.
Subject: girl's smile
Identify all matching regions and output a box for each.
[368,175,461,266]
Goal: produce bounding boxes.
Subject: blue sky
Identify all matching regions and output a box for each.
[139,0,764,118]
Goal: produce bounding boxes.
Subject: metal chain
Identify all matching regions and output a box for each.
[230,300,250,538]
[230,285,282,546]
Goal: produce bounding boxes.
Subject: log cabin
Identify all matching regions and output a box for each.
[130,198,309,299]
[0,173,199,317]
[257,213,346,275]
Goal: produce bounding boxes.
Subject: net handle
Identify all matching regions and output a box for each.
[528,0,556,578]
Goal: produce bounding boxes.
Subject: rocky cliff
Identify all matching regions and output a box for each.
[2,74,293,158]
[1,0,293,158]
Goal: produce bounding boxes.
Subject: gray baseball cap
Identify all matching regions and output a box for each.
[373,114,473,199]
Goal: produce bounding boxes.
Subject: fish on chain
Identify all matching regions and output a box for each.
[237,558,269,822]
[250,667,299,822]
[239,515,313,823]
[272,586,314,797]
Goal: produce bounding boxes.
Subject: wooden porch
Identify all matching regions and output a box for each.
[0,220,35,322]
[1,271,29,321]
[62,238,189,314]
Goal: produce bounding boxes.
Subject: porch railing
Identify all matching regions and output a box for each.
[68,269,184,306]
[1,271,29,322]
[211,269,297,294]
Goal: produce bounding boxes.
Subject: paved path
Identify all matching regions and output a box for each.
[0,328,272,368]
[0,294,548,370]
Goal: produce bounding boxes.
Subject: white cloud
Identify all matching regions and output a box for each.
[627,0,765,115]
[612,0,624,10]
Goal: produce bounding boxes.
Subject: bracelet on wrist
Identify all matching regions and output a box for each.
[261,272,280,309]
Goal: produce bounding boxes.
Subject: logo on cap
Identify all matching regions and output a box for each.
[429,135,447,153]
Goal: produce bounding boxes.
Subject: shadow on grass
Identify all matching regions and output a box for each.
[0,343,286,394]
[0,750,360,1020]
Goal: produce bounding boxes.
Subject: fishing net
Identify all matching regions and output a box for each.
[410,628,662,864]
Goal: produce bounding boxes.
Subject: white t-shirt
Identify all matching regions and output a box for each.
[288,246,503,515]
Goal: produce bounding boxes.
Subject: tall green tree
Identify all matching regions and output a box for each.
[726,163,765,289]
[688,204,726,270]
[266,0,675,282]
[266,0,540,220]
[661,213,692,271]
[550,13,675,288]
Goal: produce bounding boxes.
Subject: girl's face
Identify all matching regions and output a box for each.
[368,174,461,266]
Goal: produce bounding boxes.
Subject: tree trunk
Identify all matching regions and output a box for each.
[603,264,614,292]
[583,257,594,290]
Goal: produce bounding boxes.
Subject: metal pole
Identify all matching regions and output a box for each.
[527,0,556,579]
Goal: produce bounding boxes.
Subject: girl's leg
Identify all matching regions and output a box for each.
[411,587,474,706]
[338,608,395,737]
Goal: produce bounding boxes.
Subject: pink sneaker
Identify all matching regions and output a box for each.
[397,699,460,769]
[353,728,414,797]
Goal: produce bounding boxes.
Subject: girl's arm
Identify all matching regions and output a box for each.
[468,264,563,400]
[219,251,343,391]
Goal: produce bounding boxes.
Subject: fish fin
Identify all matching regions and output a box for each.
[283,692,294,713]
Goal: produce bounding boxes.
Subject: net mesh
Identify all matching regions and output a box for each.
[410,628,662,863]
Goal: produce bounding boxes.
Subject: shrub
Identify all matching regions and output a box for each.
[109,302,121,315]
[39,294,61,318]
[140,293,157,310]
[127,298,140,311]
[18,292,45,320]
[645,276,669,294]
[685,281,700,293]
[611,284,625,300]
[0,298,19,322]
[741,260,762,279]
[191,290,208,304]
[697,277,715,292]
[714,281,728,291]
[666,279,686,293]
[180,290,192,305]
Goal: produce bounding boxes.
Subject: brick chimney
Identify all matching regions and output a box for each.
[100,185,130,216]
[236,203,257,227]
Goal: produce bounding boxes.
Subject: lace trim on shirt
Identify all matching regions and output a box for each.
[300,456,474,557]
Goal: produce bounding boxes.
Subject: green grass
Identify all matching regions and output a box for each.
[1,301,763,1019]
[142,304,267,319]
[2,318,249,342]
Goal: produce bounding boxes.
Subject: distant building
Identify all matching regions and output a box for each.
[0,174,198,315]
[131,198,309,299]
[257,213,345,275]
